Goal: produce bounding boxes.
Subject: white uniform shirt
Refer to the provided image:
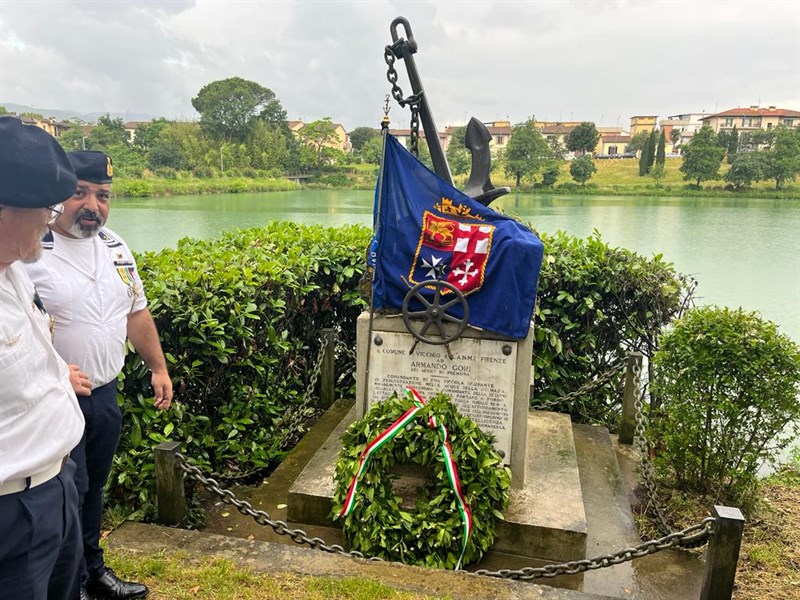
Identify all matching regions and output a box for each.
[25,228,148,388]
[0,262,84,484]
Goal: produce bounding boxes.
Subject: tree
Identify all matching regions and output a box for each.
[627,131,650,154]
[503,120,552,186]
[445,126,470,176]
[541,161,561,187]
[656,130,666,167]
[58,123,88,152]
[650,163,666,188]
[89,114,129,150]
[297,117,340,172]
[132,118,170,152]
[569,155,596,185]
[349,127,380,154]
[679,125,725,187]
[0,106,8,115]
[724,151,767,190]
[638,131,656,176]
[565,122,600,155]
[361,136,384,165]
[764,126,800,189]
[669,128,681,146]
[191,77,284,143]
[728,126,739,163]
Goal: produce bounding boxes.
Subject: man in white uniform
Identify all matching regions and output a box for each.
[0,116,85,599]
[26,151,173,600]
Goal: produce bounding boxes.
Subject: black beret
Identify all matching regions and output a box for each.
[0,116,78,208]
[67,150,113,184]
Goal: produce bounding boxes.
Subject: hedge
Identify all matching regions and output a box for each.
[111,223,692,519]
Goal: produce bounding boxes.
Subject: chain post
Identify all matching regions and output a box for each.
[155,441,187,525]
[619,352,643,444]
[319,329,337,409]
[700,506,745,600]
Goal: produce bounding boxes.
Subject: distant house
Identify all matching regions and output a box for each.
[537,123,575,150]
[700,106,800,134]
[658,113,708,154]
[123,121,151,144]
[629,116,658,138]
[597,134,632,156]
[441,120,511,154]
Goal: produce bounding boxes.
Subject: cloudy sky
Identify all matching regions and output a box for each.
[1,0,798,131]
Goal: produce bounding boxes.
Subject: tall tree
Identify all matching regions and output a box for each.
[627,130,650,154]
[656,130,666,167]
[297,117,340,172]
[349,127,380,154]
[724,152,767,190]
[679,125,725,187]
[565,122,600,155]
[89,114,129,150]
[764,126,800,190]
[503,120,553,186]
[445,126,470,176]
[726,126,739,164]
[639,132,655,176]
[191,77,284,143]
[569,155,597,185]
[645,130,658,172]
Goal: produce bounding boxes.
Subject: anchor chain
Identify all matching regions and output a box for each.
[530,359,627,411]
[632,361,673,535]
[384,45,422,156]
[175,419,713,582]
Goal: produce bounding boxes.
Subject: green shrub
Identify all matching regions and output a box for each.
[115,179,154,198]
[110,224,691,518]
[532,230,694,426]
[650,306,800,508]
[112,223,369,519]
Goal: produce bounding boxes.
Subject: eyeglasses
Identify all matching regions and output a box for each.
[46,203,64,225]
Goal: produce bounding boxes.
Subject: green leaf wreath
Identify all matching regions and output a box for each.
[331,389,511,569]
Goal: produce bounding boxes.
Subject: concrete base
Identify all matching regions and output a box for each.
[288,406,587,565]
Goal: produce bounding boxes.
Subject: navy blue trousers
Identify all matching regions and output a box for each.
[0,460,82,600]
[70,379,122,580]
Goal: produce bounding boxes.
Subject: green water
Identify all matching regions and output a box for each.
[112,190,800,343]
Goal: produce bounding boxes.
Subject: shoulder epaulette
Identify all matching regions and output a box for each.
[42,229,54,250]
[98,229,123,248]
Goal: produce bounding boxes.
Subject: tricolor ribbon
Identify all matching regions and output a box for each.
[339,387,473,569]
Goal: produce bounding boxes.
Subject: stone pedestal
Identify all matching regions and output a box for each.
[355,312,532,487]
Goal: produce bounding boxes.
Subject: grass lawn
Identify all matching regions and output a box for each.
[104,550,450,600]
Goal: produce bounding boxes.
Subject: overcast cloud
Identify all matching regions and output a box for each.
[1,0,798,130]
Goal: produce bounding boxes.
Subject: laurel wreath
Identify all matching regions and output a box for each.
[331,390,511,569]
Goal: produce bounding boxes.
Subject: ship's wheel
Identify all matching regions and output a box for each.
[401,280,469,345]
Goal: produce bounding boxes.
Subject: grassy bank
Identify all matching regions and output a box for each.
[113,158,799,200]
[113,176,300,198]
[104,550,448,600]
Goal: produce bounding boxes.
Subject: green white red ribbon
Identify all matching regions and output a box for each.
[339,387,473,569]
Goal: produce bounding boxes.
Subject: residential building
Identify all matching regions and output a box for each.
[289,120,349,152]
[629,116,658,138]
[658,113,708,154]
[596,133,632,156]
[700,106,800,133]
[443,121,511,154]
[123,120,151,143]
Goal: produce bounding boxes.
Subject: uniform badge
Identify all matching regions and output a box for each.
[106,156,114,178]
[408,211,494,295]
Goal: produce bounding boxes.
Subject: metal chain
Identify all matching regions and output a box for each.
[383,45,422,156]
[177,454,379,561]
[176,451,713,580]
[632,362,673,535]
[530,359,627,411]
[474,517,714,580]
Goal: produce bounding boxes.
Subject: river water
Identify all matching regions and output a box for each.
[112,190,799,343]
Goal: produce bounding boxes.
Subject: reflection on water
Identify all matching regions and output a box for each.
[112,190,800,344]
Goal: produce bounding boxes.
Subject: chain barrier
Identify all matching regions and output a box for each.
[474,517,714,580]
[632,361,673,535]
[177,454,378,562]
[530,359,626,411]
[383,45,422,156]
[178,452,712,579]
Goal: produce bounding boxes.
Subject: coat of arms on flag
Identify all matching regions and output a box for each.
[409,212,494,296]
[370,134,545,340]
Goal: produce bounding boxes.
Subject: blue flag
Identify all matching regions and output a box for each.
[370,134,544,340]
